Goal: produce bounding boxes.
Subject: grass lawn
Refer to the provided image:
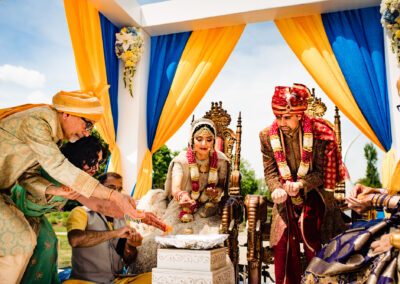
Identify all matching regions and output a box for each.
[53,224,72,268]
[55,225,71,268]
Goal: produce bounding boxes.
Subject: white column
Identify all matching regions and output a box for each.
[116,30,151,196]
[383,30,400,161]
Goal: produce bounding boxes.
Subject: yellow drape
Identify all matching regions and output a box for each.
[274,15,384,151]
[382,148,396,188]
[64,0,121,174]
[133,25,246,198]
[389,160,400,194]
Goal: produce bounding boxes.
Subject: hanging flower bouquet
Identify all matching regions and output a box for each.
[115,27,144,97]
[381,0,400,63]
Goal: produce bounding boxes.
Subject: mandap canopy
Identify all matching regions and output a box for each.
[63,1,399,196]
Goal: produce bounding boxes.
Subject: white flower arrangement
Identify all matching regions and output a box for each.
[381,0,400,63]
[115,27,144,97]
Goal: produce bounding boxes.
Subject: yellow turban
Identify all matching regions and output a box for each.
[52,90,104,122]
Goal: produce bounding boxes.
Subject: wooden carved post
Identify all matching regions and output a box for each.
[245,195,267,284]
[230,112,242,195]
[334,107,346,207]
[221,196,242,283]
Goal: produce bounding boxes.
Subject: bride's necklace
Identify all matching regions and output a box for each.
[196,158,209,173]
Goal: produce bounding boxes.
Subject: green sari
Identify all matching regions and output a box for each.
[11,169,68,284]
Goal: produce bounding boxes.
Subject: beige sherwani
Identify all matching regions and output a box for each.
[0,106,99,282]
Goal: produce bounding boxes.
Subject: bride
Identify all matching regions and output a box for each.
[132,118,231,273]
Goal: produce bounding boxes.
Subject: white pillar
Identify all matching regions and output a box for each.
[383,30,400,161]
[116,30,150,196]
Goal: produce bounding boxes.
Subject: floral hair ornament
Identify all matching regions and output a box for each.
[115,27,144,97]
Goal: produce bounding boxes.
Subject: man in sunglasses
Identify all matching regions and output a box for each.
[0,90,164,283]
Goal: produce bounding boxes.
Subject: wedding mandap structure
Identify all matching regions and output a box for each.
[63,0,400,282]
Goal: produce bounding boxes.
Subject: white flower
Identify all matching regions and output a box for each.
[115,27,145,97]
[116,32,135,51]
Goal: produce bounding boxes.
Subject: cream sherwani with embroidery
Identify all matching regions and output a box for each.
[0,105,100,283]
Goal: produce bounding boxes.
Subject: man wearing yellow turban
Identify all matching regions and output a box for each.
[0,90,164,283]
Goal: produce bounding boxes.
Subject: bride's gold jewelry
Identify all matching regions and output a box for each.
[194,126,214,138]
[199,163,209,173]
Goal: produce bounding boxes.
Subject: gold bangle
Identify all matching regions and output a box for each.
[390,233,400,249]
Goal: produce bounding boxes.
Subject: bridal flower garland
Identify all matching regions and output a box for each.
[115,27,144,97]
[381,0,400,63]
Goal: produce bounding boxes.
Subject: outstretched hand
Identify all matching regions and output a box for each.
[140,211,165,232]
[350,184,380,198]
[345,195,373,214]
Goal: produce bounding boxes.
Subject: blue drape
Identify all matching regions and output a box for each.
[322,7,392,151]
[146,32,191,150]
[99,13,119,135]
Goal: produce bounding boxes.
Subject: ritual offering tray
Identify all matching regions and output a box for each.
[155,234,229,250]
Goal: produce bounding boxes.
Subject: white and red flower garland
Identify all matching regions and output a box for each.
[176,147,219,220]
[186,146,218,200]
[269,115,313,183]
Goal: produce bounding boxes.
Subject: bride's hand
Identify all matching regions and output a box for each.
[178,192,196,208]
[205,187,218,198]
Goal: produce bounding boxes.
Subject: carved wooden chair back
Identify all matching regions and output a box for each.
[201,101,242,196]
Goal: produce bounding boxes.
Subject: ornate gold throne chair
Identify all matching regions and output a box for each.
[244,90,347,283]
[194,101,244,283]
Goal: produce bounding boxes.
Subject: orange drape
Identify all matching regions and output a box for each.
[64,0,121,174]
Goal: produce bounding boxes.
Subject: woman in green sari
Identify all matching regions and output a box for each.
[12,135,107,284]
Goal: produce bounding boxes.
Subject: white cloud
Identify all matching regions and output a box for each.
[26,90,52,104]
[0,64,45,89]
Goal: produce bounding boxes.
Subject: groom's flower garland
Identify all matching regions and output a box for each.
[269,115,313,184]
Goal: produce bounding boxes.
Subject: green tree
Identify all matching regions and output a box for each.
[356,142,382,188]
[239,159,259,198]
[152,145,178,189]
[91,128,111,178]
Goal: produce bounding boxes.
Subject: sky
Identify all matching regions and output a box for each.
[0,0,384,187]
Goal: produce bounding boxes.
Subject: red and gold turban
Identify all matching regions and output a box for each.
[52,90,104,122]
[271,83,311,115]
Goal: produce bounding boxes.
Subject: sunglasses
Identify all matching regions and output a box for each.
[87,157,106,168]
[81,117,94,132]
[105,184,123,192]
